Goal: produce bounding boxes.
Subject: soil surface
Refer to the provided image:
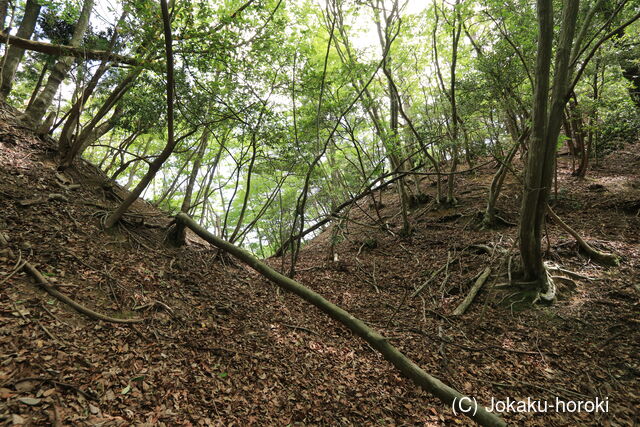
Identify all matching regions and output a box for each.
[1,103,638,426]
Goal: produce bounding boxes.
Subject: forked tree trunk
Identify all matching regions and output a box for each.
[60,68,140,168]
[446,1,462,205]
[58,63,111,157]
[229,132,258,243]
[26,62,48,109]
[22,0,94,126]
[0,0,41,99]
[180,130,209,215]
[58,14,123,161]
[519,0,580,296]
[372,1,411,234]
[567,97,590,178]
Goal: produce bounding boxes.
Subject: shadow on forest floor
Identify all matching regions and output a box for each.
[1,103,638,425]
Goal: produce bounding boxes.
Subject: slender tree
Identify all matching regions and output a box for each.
[0,0,41,99]
[104,0,175,228]
[22,0,94,126]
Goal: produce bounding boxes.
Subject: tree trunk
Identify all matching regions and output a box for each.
[21,0,94,126]
[372,0,410,234]
[167,131,209,247]
[229,132,258,243]
[181,131,209,215]
[0,0,41,99]
[26,61,47,109]
[0,0,8,29]
[104,0,174,229]
[519,0,579,297]
[446,2,462,205]
[58,63,111,158]
[58,14,123,161]
[60,68,140,168]
[483,135,523,227]
[77,103,125,155]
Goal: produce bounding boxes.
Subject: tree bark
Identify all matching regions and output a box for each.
[519,0,579,295]
[60,68,140,168]
[104,0,174,228]
[21,0,94,126]
[0,31,144,67]
[0,0,41,99]
[174,212,505,427]
[0,0,8,30]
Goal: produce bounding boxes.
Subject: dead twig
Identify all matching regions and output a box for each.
[384,289,409,329]
[0,254,26,286]
[412,255,456,298]
[409,328,557,357]
[40,303,72,329]
[183,342,271,362]
[281,323,319,335]
[133,300,174,315]
[35,319,62,343]
[452,267,492,316]
[12,377,98,401]
[546,263,598,281]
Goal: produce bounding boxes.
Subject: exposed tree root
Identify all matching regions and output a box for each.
[546,263,598,281]
[0,232,142,324]
[21,262,144,324]
[535,265,557,304]
[498,256,604,304]
[11,377,99,402]
[495,264,556,305]
[547,205,620,266]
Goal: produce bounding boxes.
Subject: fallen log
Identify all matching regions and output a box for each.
[175,212,505,427]
[452,267,491,316]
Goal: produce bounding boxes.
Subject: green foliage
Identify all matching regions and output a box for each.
[7,0,640,256]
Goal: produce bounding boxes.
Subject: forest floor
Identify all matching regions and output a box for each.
[0,102,639,426]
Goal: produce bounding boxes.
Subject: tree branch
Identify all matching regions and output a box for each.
[0,31,150,67]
